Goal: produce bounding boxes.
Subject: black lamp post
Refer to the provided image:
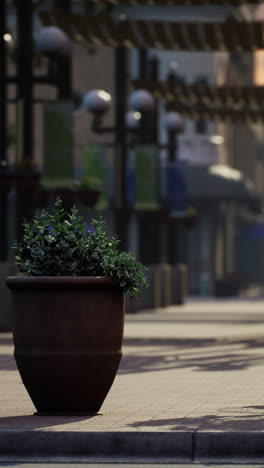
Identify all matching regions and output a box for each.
[84,83,155,249]
[35,25,72,100]
[14,12,73,240]
[0,0,7,168]
[14,0,38,241]
[162,111,185,265]
[163,112,184,163]
[0,0,8,261]
[0,12,74,249]
[114,47,129,248]
[15,0,34,167]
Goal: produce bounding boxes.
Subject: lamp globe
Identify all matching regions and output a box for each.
[35,26,72,60]
[125,111,142,129]
[130,89,155,113]
[83,90,112,114]
[163,112,184,132]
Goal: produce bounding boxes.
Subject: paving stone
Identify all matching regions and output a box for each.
[1,298,264,460]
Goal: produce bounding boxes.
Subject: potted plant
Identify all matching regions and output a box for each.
[34,178,79,210]
[34,177,103,210]
[0,169,13,192]
[14,160,41,191]
[6,198,148,415]
[78,175,102,207]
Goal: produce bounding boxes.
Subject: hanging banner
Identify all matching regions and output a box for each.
[165,161,188,214]
[43,101,74,180]
[135,144,159,209]
[83,143,112,208]
[126,149,136,207]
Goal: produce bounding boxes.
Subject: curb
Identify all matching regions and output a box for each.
[1,431,264,462]
[0,431,191,462]
[195,432,264,461]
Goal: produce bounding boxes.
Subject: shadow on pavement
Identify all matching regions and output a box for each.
[0,414,99,430]
[124,336,264,348]
[121,336,264,373]
[126,311,264,325]
[128,411,264,431]
[0,335,13,345]
[0,355,15,371]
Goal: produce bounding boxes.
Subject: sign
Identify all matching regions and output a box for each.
[165,161,188,214]
[43,101,74,180]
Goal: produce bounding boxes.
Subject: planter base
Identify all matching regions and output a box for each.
[6,276,125,415]
[15,351,122,414]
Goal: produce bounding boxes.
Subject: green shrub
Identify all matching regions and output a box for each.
[14,198,148,298]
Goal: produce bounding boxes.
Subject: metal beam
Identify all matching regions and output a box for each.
[81,0,262,4]
[39,12,264,52]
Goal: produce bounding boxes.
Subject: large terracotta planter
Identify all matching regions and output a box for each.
[5,276,124,415]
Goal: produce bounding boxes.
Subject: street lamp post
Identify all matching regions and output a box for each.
[84,84,154,250]
[163,112,184,163]
[12,20,72,239]
[0,0,8,260]
[15,0,37,241]
[15,0,34,167]
[162,111,184,265]
[0,0,8,261]
[36,25,72,100]
[0,0,7,168]
[114,46,129,249]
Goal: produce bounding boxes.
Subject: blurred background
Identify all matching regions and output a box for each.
[1,0,264,327]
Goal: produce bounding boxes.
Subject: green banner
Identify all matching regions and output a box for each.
[135,145,159,209]
[83,144,110,208]
[43,101,74,181]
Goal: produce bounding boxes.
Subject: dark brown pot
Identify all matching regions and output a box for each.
[14,172,41,191]
[5,276,125,415]
[50,189,78,210]
[78,189,101,207]
[49,188,77,209]
[33,189,50,209]
[0,171,13,192]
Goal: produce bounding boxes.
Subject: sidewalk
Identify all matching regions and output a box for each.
[1,298,264,462]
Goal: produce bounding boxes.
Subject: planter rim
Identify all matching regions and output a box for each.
[6,276,119,290]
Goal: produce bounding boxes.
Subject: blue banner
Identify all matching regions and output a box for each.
[165,162,188,214]
[126,150,136,207]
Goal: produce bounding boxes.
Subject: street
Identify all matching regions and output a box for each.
[2,465,264,468]
[1,464,264,468]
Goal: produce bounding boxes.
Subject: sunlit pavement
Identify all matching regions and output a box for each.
[1,297,264,462]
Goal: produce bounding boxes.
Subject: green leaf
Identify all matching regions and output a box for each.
[13,197,148,297]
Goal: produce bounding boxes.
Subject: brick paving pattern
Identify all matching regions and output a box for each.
[1,298,264,433]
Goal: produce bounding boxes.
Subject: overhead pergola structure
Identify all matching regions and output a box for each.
[132,78,264,123]
[39,11,264,52]
[77,0,262,5]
